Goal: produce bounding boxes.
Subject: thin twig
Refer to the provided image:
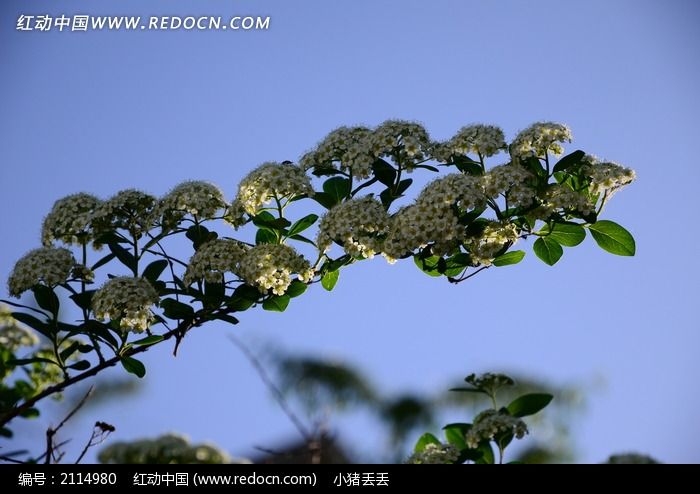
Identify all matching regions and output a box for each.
[227,335,311,441]
[45,387,94,464]
[75,421,115,464]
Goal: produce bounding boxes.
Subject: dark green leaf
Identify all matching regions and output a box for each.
[414,432,442,453]
[6,357,57,366]
[311,191,337,209]
[79,320,119,348]
[552,150,585,173]
[286,280,308,298]
[121,357,146,378]
[142,260,168,283]
[323,177,351,203]
[372,159,397,186]
[68,360,91,371]
[69,290,96,312]
[160,298,195,320]
[533,237,563,265]
[91,253,116,270]
[256,229,277,245]
[20,408,40,419]
[286,214,318,237]
[452,155,483,176]
[413,255,442,277]
[538,223,586,247]
[262,295,290,312]
[10,312,51,338]
[186,225,213,250]
[77,344,93,353]
[289,234,316,246]
[492,250,526,267]
[476,441,495,464]
[60,341,80,361]
[588,220,636,256]
[326,255,353,272]
[204,281,225,308]
[215,313,239,325]
[32,286,59,316]
[0,428,13,438]
[108,242,137,273]
[449,387,487,394]
[132,335,164,346]
[507,393,554,418]
[396,178,413,195]
[443,423,469,450]
[321,270,339,291]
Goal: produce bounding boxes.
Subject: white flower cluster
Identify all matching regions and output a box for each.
[183,239,249,285]
[0,305,39,351]
[92,277,159,333]
[8,247,75,297]
[238,244,314,295]
[541,185,595,217]
[484,163,536,208]
[299,126,375,179]
[383,174,487,260]
[583,159,636,198]
[42,193,102,246]
[317,197,391,258]
[228,162,314,226]
[369,120,431,169]
[465,372,515,393]
[605,453,659,464]
[92,189,158,239]
[157,181,226,228]
[465,410,528,449]
[406,443,460,464]
[511,122,572,161]
[71,264,95,283]
[436,124,507,160]
[465,222,519,266]
[98,434,243,464]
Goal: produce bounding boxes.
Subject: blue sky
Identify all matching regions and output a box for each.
[1,0,699,463]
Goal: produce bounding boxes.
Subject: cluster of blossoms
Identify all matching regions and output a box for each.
[228,162,314,226]
[605,453,660,464]
[383,174,486,260]
[582,158,636,198]
[465,373,515,395]
[369,120,431,169]
[41,193,101,246]
[510,122,572,162]
[465,222,519,266]
[406,443,460,464]
[70,264,95,283]
[7,247,75,297]
[237,244,314,295]
[91,189,158,240]
[0,305,39,351]
[98,434,243,464]
[157,181,227,229]
[484,163,536,208]
[92,277,160,333]
[433,124,507,161]
[465,410,528,449]
[316,197,391,258]
[299,127,375,179]
[539,185,595,218]
[183,239,249,285]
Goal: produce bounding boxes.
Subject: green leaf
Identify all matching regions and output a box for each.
[107,242,137,273]
[449,387,487,394]
[60,341,81,361]
[507,393,554,418]
[323,177,351,203]
[443,423,469,450]
[132,335,164,346]
[32,286,59,316]
[142,260,168,283]
[533,237,563,265]
[286,214,318,238]
[121,357,146,378]
[476,441,495,464]
[91,252,116,270]
[0,428,13,438]
[452,155,483,176]
[396,178,413,195]
[321,270,339,291]
[492,250,526,267]
[215,313,240,325]
[20,408,40,419]
[538,223,586,247]
[256,228,277,245]
[311,191,337,209]
[186,225,216,250]
[588,220,636,256]
[68,360,91,371]
[10,312,52,339]
[289,234,316,246]
[372,159,397,186]
[160,298,195,320]
[552,150,585,173]
[262,295,290,312]
[6,357,57,366]
[413,255,442,277]
[414,432,442,453]
[286,280,308,298]
[69,290,96,312]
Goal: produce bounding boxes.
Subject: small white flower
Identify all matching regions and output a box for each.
[91,189,158,239]
[439,124,507,159]
[183,239,249,286]
[317,197,391,258]
[238,244,313,295]
[300,126,375,179]
[92,277,159,333]
[465,222,519,266]
[406,443,460,464]
[511,122,572,162]
[465,410,528,449]
[157,181,227,228]
[42,193,101,246]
